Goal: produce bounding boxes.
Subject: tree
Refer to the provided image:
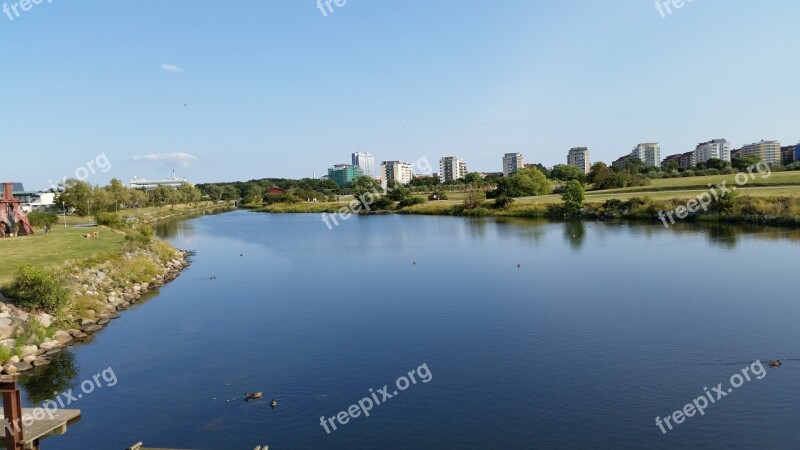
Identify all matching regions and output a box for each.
[732,155,762,171]
[494,167,551,198]
[463,189,486,210]
[108,178,129,210]
[550,164,585,182]
[704,158,730,170]
[320,179,340,191]
[351,176,383,209]
[57,179,92,216]
[178,182,202,203]
[463,172,484,185]
[587,162,612,187]
[244,183,264,204]
[622,157,644,174]
[205,184,224,201]
[386,181,411,201]
[561,180,585,214]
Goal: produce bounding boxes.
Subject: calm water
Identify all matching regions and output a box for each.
[19,210,800,449]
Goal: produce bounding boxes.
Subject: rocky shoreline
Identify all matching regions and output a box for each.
[0,248,191,376]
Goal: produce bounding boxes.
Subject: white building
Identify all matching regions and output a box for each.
[567,147,591,174]
[740,140,782,165]
[631,143,661,168]
[380,161,413,189]
[694,139,731,164]
[502,153,524,177]
[20,192,56,213]
[439,156,468,183]
[351,152,375,178]
[130,175,191,190]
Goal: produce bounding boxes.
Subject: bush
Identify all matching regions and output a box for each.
[398,196,426,208]
[95,212,126,229]
[27,212,58,228]
[5,264,70,312]
[493,196,515,209]
[125,226,154,246]
[109,256,160,284]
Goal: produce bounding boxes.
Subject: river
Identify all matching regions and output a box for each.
[19,210,800,449]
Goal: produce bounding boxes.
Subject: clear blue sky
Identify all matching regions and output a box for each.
[2,0,798,189]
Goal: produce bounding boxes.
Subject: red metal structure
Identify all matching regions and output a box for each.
[0,182,34,236]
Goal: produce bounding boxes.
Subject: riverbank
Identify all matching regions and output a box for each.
[0,240,190,375]
[250,191,800,227]
[0,205,231,375]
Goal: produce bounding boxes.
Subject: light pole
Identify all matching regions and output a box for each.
[62,200,67,228]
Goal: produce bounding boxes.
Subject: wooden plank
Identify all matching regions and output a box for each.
[0,408,80,448]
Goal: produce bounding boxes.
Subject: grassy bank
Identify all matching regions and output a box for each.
[0,227,126,285]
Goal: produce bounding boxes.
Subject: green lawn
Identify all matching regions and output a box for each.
[592,170,800,194]
[1,226,125,285]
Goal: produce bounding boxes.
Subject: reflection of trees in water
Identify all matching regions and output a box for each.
[154,207,233,239]
[707,224,738,249]
[467,218,488,240]
[564,221,586,250]
[20,350,79,405]
[493,217,548,243]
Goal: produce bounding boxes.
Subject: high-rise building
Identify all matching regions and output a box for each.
[740,140,782,165]
[631,143,661,168]
[380,161,413,189]
[502,153,524,177]
[327,164,363,187]
[694,139,731,164]
[439,156,468,183]
[567,147,591,174]
[351,152,375,178]
[781,145,798,165]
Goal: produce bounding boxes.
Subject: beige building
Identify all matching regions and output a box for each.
[631,143,661,168]
[439,156,468,183]
[740,140,781,165]
[380,161,413,189]
[567,147,591,174]
[502,153,524,177]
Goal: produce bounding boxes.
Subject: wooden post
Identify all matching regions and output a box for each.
[0,377,24,450]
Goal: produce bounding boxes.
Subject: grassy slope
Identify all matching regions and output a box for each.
[2,226,125,285]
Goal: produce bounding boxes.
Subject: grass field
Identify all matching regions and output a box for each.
[1,226,125,285]
[592,170,800,194]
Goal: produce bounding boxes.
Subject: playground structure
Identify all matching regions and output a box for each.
[0,182,34,237]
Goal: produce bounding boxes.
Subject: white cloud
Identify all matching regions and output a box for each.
[132,152,198,167]
[161,64,184,73]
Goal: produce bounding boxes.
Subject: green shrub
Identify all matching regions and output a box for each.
[27,212,58,228]
[5,264,70,312]
[125,226,154,246]
[398,196,426,208]
[95,212,126,229]
[151,239,177,263]
[109,256,159,283]
[493,196,515,209]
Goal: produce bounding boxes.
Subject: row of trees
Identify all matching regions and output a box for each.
[57,178,203,216]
